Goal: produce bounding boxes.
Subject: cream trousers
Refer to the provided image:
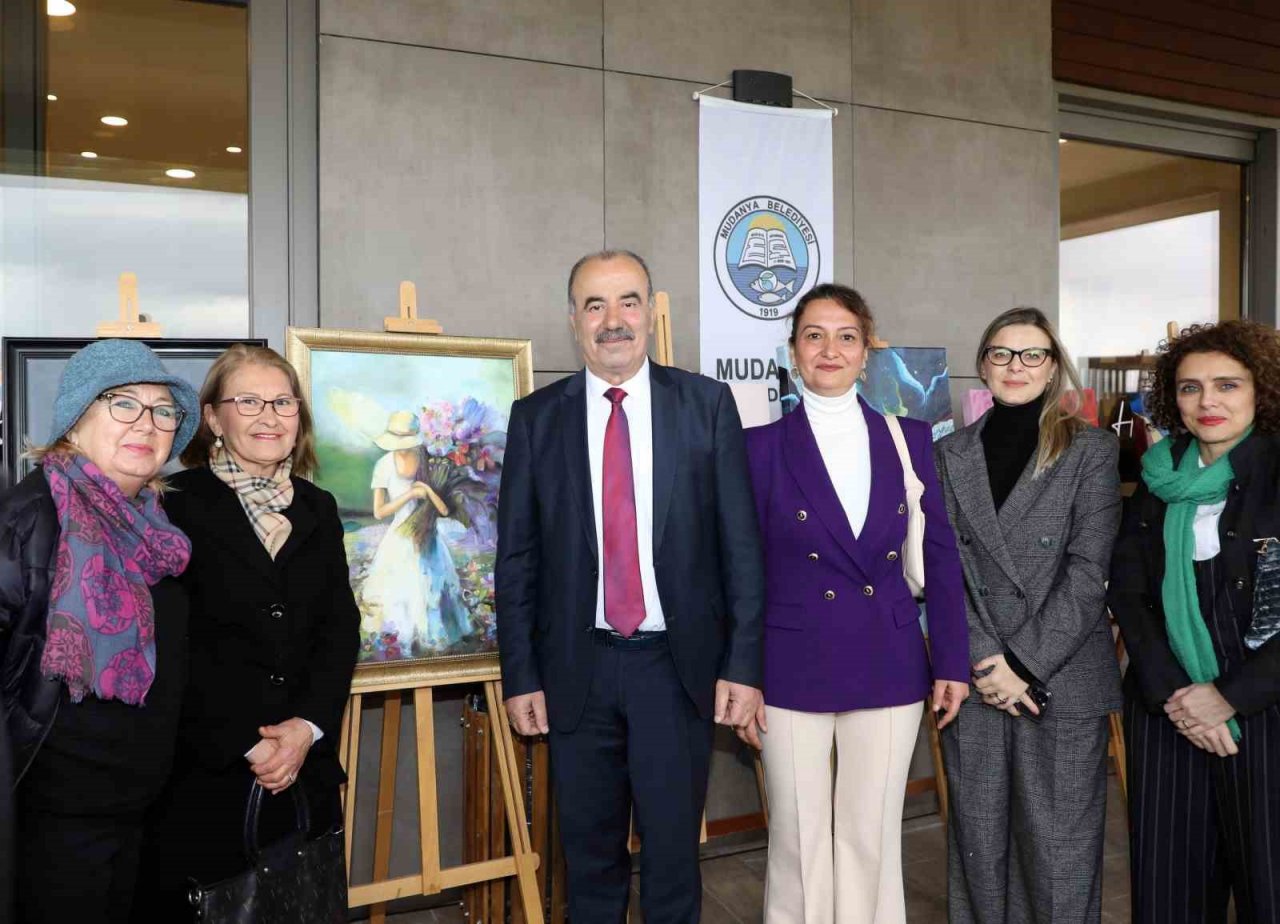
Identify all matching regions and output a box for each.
[761,700,924,924]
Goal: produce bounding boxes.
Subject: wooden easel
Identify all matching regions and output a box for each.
[338,672,542,922]
[96,272,161,338]
[336,287,541,923]
[384,281,444,334]
[654,291,675,368]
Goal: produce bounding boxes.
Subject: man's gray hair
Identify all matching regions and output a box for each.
[566,250,654,312]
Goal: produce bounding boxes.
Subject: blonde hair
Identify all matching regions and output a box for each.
[976,307,1086,476]
[181,344,318,477]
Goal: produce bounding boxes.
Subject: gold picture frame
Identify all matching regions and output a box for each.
[286,327,533,690]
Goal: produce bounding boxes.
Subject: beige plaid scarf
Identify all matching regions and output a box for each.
[210,444,295,559]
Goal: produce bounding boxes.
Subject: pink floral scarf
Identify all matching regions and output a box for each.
[40,453,192,705]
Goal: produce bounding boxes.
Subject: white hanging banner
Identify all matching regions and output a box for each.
[698,96,834,408]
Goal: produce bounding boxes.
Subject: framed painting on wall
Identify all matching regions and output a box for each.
[2,337,267,488]
[285,327,533,688]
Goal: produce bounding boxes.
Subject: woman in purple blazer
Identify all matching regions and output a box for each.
[745,284,970,924]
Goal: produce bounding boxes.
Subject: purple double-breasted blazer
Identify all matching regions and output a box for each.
[744,397,969,713]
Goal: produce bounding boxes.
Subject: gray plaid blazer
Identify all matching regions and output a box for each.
[934,417,1123,717]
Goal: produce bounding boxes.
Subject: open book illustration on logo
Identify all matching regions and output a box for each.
[739,228,798,304]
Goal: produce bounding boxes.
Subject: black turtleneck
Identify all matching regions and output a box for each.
[980,392,1047,688]
[981,393,1044,512]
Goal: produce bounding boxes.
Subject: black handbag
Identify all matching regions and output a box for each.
[187,781,347,923]
[1246,538,1280,650]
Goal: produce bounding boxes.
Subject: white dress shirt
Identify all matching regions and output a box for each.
[586,360,667,631]
[805,386,871,538]
[1193,455,1226,562]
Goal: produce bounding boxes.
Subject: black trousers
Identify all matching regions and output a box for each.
[15,803,145,924]
[1126,556,1280,924]
[548,635,713,924]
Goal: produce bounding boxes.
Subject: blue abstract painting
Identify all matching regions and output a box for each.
[777,345,954,441]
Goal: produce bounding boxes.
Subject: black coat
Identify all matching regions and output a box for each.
[0,471,64,786]
[1,470,189,920]
[0,471,58,924]
[1109,431,1280,715]
[495,365,765,731]
[161,466,360,788]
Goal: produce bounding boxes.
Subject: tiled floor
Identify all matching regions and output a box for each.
[393,776,1136,922]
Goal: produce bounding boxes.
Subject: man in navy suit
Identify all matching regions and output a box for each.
[496,250,764,922]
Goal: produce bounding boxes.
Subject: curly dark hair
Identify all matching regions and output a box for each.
[1146,319,1280,435]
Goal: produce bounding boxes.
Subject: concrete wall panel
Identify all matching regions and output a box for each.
[851,106,1057,371]
[604,0,853,104]
[852,0,1053,131]
[319,37,604,371]
[320,0,602,68]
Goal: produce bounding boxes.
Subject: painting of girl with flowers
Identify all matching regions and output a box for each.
[286,329,533,677]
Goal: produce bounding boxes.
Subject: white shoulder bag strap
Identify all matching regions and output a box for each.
[884,414,926,597]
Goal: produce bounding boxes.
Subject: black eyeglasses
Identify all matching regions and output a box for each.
[983,346,1053,368]
[97,393,186,432]
[216,395,301,417]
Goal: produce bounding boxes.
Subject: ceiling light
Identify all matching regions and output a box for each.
[165,168,196,179]
[225,146,243,154]
[46,94,57,101]
[47,0,76,16]
[79,151,97,158]
[1058,138,1068,144]
[100,115,128,127]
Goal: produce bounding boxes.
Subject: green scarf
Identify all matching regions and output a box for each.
[1141,436,1244,741]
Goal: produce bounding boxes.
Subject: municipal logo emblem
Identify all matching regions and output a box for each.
[714,196,820,320]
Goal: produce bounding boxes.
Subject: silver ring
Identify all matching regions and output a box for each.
[1179,719,1189,729]
[996,695,1007,705]
[287,772,295,783]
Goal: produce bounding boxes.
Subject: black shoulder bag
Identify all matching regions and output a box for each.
[187,781,347,923]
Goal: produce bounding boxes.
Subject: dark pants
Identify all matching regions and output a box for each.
[16,804,145,924]
[548,634,713,924]
[944,704,1109,923]
[1126,556,1280,924]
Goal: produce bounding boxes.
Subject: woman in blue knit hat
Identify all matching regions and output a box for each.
[0,339,199,924]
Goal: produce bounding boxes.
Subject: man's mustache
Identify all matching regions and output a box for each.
[595,327,635,344]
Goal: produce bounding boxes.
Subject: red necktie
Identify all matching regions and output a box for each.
[602,387,645,637]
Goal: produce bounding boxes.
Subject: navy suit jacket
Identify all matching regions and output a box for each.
[495,364,765,732]
[745,398,969,712]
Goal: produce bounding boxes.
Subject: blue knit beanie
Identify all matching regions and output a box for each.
[49,340,201,460]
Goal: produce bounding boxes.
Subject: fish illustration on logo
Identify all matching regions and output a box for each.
[749,270,796,304]
[713,196,821,320]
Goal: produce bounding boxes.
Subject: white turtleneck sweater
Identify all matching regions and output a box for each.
[806,386,871,537]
